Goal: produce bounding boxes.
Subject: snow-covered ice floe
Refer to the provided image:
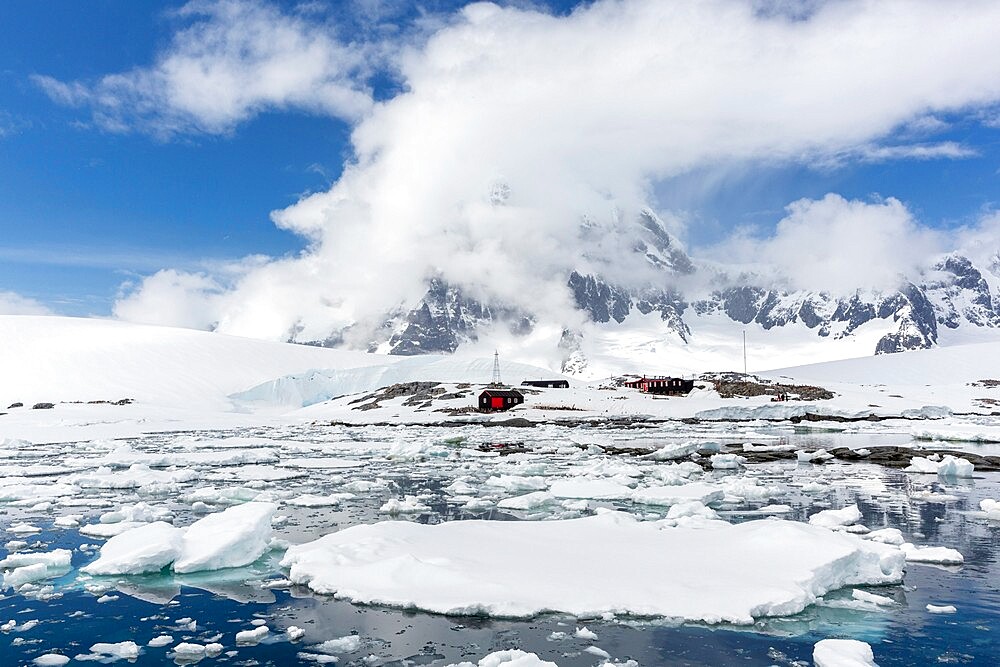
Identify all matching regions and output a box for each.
[281,511,903,624]
[903,455,974,478]
[81,502,277,575]
[813,639,879,667]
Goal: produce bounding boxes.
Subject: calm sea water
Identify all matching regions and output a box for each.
[2,428,998,666]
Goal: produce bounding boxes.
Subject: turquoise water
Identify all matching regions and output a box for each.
[1,428,999,665]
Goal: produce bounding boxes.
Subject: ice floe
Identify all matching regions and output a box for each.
[281,512,904,624]
[904,455,974,477]
[813,639,879,667]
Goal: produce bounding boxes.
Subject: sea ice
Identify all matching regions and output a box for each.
[549,479,633,500]
[900,543,964,564]
[809,505,863,529]
[235,625,269,644]
[904,455,974,478]
[281,512,904,624]
[379,496,431,514]
[88,641,140,660]
[445,649,557,667]
[926,604,957,614]
[173,501,277,573]
[82,521,184,575]
[33,655,70,666]
[813,639,879,667]
[631,482,724,507]
[979,499,1000,520]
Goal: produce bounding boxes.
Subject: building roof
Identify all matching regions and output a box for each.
[479,388,524,398]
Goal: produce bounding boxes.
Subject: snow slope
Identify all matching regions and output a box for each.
[0,316,392,410]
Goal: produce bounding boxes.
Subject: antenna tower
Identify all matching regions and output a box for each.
[491,350,503,386]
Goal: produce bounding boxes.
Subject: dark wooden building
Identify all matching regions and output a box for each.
[521,379,570,389]
[479,388,525,412]
[622,376,694,395]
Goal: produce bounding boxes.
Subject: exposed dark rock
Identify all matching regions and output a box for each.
[31,402,54,410]
[7,402,22,409]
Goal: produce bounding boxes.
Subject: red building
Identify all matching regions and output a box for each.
[479,388,525,412]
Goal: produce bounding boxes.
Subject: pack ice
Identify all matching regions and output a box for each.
[281,512,904,624]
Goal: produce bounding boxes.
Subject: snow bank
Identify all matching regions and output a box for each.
[281,512,903,624]
[813,639,879,667]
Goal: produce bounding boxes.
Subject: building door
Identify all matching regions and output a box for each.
[491,397,504,409]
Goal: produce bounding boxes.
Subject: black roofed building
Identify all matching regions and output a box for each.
[521,379,570,389]
[479,388,524,412]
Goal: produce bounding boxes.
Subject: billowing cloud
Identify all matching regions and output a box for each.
[0,291,52,316]
[704,194,945,293]
[34,0,372,137]
[108,0,1000,341]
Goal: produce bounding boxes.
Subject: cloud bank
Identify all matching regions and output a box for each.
[0,291,52,316]
[34,0,372,137]
[72,0,1000,343]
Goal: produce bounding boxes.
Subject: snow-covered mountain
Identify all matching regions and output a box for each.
[337,209,1000,376]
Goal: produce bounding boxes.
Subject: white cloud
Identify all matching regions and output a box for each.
[109,0,1000,340]
[0,291,52,316]
[34,0,373,137]
[704,194,944,294]
[113,269,226,330]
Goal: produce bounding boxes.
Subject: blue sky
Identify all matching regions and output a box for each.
[1,0,999,319]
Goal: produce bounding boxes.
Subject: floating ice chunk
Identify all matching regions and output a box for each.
[444,649,558,667]
[813,639,879,667]
[665,501,718,521]
[464,498,494,511]
[852,589,894,606]
[313,635,362,654]
[0,549,72,570]
[809,505,863,529]
[584,646,611,658]
[485,475,548,492]
[7,522,41,535]
[379,496,430,514]
[82,521,184,575]
[575,626,598,640]
[980,499,1000,520]
[904,455,974,478]
[710,454,744,470]
[497,492,555,510]
[864,528,905,546]
[720,477,780,502]
[147,635,173,647]
[926,603,957,614]
[287,626,306,641]
[99,502,171,525]
[549,479,632,500]
[797,449,834,463]
[3,563,51,590]
[33,655,69,666]
[88,641,140,660]
[173,642,206,658]
[65,464,197,489]
[900,543,964,565]
[280,457,365,469]
[642,442,701,461]
[236,625,269,644]
[281,513,904,624]
[287,493,355,507]
[632,482,725,507]
[173,502,277,573]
